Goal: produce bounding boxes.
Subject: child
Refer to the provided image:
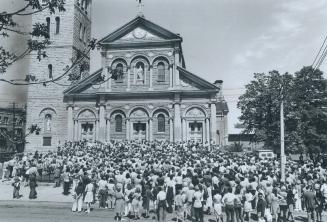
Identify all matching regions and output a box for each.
[12,176,21,199]
[213,192,223,222]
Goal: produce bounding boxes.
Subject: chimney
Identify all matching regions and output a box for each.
[214,80,224,100]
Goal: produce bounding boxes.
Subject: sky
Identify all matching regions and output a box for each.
[1,0,327,133]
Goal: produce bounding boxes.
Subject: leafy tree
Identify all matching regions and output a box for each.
[238,67,327,154]
[228,142,244,152]
[0,0,66,74]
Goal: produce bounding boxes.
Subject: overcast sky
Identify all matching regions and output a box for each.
[90,0,327,133]
[1,0,327,133]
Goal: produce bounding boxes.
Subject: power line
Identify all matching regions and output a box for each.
[313,34,327,71]
[312,35,327,67]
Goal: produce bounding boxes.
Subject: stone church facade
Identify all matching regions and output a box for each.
[25,0,228,152]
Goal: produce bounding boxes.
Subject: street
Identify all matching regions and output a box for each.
[0,200,324,222]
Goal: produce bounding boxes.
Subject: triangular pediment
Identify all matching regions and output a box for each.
[178,66,219,91]
[64,68,104,95]
[98,16,182,45]
[113,27,166,43]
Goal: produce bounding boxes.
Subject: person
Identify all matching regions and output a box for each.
[84,179,94,213]
[223,186,236,222]
[256,192,266,222]
[62,168,71,195]
[286,185,295,222]
[175,189,185,222]
[213,192,223,222]
[243,188,254,221]
[114,187,125,221]
[234,186,243,222]
[107,178,116,209]
[72,181,84,212]
[53,167,61,188]
[142,185,151,218]
[270,188,280,222]
[98,175,108,208]
[132,187,141,220]
[303,185,317,222]
[29,172,37,199]
[314,184,323,222]
[278,186,288,222]
[12,176,21,199]
[193,185,204,222]
[166,174,175,213]
[157,186,167,222]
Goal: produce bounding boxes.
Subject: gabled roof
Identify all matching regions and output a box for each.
[98,16,182,45]
[63,68,103,95]
[177,66,219,91]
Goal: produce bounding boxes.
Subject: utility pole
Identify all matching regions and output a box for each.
[12,102,15,140]
[280,101,286,182]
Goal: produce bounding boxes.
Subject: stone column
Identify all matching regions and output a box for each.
[149,65,153,90]
[205,118,210,142]
[149,118,153,141]
[106,66,112,92]
[127,65,131,91]
[169,118,173,142]
[174,48,180,88]
[174,102,182,142]
[99,104,106,141]
[95,121,99,141]
[182,118,186,141]
[126,118,130,140]
[67,105,74,141]
[106,119,110,141]
[78,123,82,141]
[74,120,78,141]
[169,64,173,89]
[210,103,217,144]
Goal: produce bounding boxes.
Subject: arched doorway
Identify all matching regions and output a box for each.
[129,108,149,141]
[185,107,206,142]
[77,109,97,142]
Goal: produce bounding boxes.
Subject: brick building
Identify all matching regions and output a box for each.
[25,1,228,152]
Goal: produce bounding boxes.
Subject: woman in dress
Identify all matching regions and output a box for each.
[84,178,94,213]
[29,172,37,199]
[114,187,125,221]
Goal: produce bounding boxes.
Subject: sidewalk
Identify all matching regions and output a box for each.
[0,181,72,203]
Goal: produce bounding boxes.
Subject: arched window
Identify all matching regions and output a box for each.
[46,17,50,38]
[79,23,83,40]
[45,114,52,132]
[55,17,60,34]
[157,114,165,132]
[82,27,86,43]
[115,63,124,82]
[115,115,122,132]
[48,64,53,79]
[157,62,165,82]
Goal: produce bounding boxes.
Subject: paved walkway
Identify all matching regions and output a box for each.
[0,180,72,202]
[1,181,327,222]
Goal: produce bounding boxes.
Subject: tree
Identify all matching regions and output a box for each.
[238,67,327,154]
[0,0,66,74]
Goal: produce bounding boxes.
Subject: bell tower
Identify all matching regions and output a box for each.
[25,0,92,151]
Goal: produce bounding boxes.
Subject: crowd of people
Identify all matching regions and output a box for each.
[1,140,327,222]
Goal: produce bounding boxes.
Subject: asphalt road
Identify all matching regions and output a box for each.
[0,200,322,222]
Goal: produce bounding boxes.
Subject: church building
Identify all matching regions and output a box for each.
[25,0,228,152]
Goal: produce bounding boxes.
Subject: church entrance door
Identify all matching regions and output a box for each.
[81,122,94,141]
[133,122,146,141]
[188,122,203,143]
